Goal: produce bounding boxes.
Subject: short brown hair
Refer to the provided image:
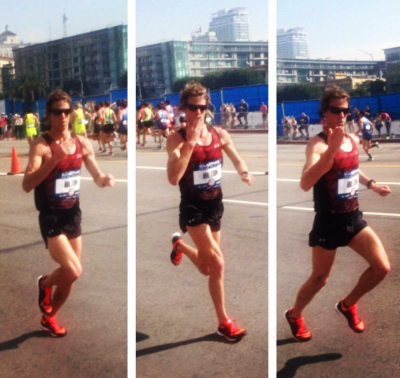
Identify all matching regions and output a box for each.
[179,81,209,109]
[46,89,72,115]
[320,86,350,114]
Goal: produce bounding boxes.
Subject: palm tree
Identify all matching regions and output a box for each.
[11,74,45,101]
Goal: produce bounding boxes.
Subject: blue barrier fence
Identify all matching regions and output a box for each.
[137,84,269,121]
[3,88,127,118]
[279,92,400,125]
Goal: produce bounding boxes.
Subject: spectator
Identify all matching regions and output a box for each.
[221,104,231,129]
[365,105,372,121]
[299,112,310,139]
[380,111,392,139]
[14,114,24,140]
[346,112,355,134]
[291,116,298,140]
[237,99,249,128]
[260,102,268,130]
[374,112,383,139]
[230,104,237,129]
[0,113,6,140]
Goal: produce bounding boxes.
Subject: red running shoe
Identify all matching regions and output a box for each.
[285,308,312,342]
[335,299,365,333]
[40,316,67,337]
[38,276,53,315]
[217,318,246,342]
[170,232,183,266]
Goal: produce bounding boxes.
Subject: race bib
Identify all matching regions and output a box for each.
[55,170,81,200]
[337,169,359,200]
[122,120,127,125]
[193,160,222,189]
[105,117,113,123]
[27,123,35,128]
[364,124,371,131]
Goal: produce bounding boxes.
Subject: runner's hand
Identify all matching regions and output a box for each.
[241,172,255,186]
[186,114,203,144]
[327,127,344,155]
[53,138,75,163]
[371,183,391,197]
[101,174,115,187]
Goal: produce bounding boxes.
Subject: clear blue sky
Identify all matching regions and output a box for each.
[1,0,127,44]
[278,0,400,61]
[136,0,268,47]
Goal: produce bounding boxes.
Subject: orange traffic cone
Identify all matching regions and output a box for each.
[8,146,23,175]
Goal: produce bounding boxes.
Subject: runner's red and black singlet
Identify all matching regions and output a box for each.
[313,132,359,213]
[178,127,223,201]
[35,133,83,212]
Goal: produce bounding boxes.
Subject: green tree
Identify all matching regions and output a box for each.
[10,74,45,101]
[172,69,264,93]
[277,84,324,102]
[172,76,201,93]
[350,80,386,96]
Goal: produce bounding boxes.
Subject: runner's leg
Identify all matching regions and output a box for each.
[291,246,336,318]
[343,227,390,307]
[43,235,82,317]
[184,224,228,324]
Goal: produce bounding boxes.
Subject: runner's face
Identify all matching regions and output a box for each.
[184,95,207,125]
[50,100,71,132]
[324,98,349,129]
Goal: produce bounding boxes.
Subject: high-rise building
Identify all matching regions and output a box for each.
[137,40,268,98]
[13,25,127,95]
[209,8,250,42]
[383,46,400,93]
[277,28,309,59]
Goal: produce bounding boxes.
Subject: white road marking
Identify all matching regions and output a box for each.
[223,199,268,207]
[281,205,400,218]
[277,178,400,185]
[0,172,127,183]
[136,166,267,175]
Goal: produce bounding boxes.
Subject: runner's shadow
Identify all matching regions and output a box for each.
[136,332,150,342]
[277,353,342,378]
[0,330,51,352]
[136,333,235,357]
[277,338,298,346]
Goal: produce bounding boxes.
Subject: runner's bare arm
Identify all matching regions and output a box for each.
[300,128,343,191]
[78,136,115,187]
[22,137,71,192]
[217,128,254,186]
[166,131,195,185]
[359,170,391,197]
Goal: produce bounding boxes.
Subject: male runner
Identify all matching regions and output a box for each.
[167,81,255,342]
[23,108,40,146]
[356,110,381,161]
[285,86,391,342]
[22,89,115,337]
[70,101,91,137]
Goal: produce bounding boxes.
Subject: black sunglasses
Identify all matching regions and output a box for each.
[328,106,351,115]
[186,104,207,112]
[50,108,73,116]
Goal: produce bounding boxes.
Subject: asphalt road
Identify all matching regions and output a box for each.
[136,134,268,378]
[277,142,400,378]
[0,139,127,378]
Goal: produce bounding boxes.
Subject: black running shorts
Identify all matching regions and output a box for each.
[39,207,82,249]
[179,199,224,233]
[102,124,114,133]
[309,209,367,250]
[143,120,153,128]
